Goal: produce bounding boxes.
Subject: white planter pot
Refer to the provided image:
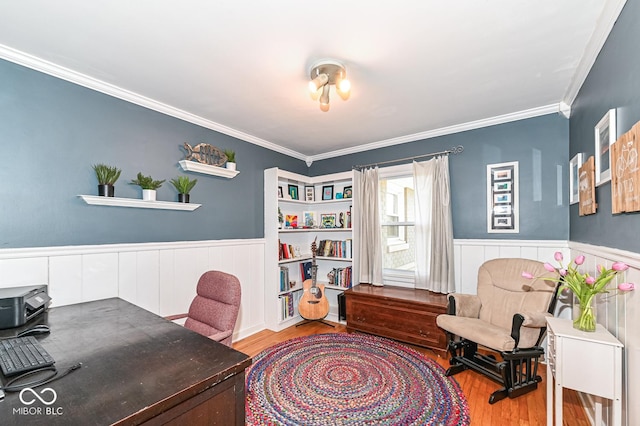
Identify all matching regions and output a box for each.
[226,162,236,171]
[142,189,157,201]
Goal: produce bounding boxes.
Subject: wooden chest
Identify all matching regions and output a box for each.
[345,284,448,354]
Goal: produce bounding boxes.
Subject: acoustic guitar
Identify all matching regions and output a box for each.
[298,238,330,320]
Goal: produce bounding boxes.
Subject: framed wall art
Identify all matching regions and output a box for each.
[579,156,597,216]
[320,213,336,228]
[487,161,519,233]
[305,186,315,201]
[322,185,334,201]
[288,184,299,200]
[569,153,585,205]
[595,109,617,186]
[611,120,640,214]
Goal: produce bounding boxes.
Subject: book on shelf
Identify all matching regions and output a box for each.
[279,292,295,319]
[316,239,352,258]
[279,240,297,260]
[300,261,312,280]
[279,266,290,292]
[328,266,352,288]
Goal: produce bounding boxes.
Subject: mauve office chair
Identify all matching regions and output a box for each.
[168,270,242,347]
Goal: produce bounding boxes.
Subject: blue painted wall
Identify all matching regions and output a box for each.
[310,114,570,240]
[0,59,306,248]
[569,0,640,253]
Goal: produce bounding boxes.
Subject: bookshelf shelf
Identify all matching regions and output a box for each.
[279,228,352,233]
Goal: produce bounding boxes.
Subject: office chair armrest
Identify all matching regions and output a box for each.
[165,313,188,321]
[519,311,552,328]
[208,330,233,343]
[448,293,481,318]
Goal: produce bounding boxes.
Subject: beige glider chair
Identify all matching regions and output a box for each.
[436,258,560,404]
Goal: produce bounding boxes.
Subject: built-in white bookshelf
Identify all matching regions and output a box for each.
[264,167,358,331]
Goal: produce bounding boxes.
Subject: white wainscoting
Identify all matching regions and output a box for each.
[569,242,640,426]
[0,239,266,342]
[453,239,569,294]
[4,235,636,425]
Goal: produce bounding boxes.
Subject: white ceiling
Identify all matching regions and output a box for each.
[0,1,626,163]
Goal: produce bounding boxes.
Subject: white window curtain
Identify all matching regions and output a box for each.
[413,156,455,293]
[354,168,383,286]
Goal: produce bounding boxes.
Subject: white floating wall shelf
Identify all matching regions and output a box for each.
[178,160,239,178]
[78,195,201,211]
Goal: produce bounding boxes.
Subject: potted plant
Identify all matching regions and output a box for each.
[129,172,165,201]
[92,164,122,197]
[170,175,198,203]
[224,149,236,171]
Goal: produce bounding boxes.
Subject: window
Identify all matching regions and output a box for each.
[379,165,416,286]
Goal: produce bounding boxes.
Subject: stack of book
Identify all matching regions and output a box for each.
[279,266,290,292]
[328,266,352,288]
[279,240,296,260]
[317,239,352,258]
[279,292,295,319]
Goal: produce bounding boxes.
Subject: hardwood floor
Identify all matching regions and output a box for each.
[233,322,590,426]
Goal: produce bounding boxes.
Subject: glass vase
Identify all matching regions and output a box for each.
[573,297,596,332]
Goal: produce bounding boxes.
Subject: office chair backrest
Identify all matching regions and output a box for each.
[184,271,241,344]
[477,258,557,348]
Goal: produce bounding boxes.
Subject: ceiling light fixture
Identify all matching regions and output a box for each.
[308,60,350,112]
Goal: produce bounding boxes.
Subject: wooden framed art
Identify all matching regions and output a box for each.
[569,153,585,205]
[595,109,617,186]
[611,120,640,214]
[579,156,597,215]
[487,161,519,233]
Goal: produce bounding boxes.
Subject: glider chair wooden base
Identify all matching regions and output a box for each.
[436,258,560,404]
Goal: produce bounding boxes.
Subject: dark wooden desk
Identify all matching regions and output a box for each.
[0,298,251,425]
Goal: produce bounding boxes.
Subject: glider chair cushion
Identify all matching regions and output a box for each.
[436,258,559,404]
[171,271,242,347]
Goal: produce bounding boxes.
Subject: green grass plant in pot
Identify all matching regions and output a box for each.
[130,172,165,201]
[92,164,122,197]
[224,149,236,171]
[170,175,197,203]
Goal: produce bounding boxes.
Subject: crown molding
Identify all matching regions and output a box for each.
[309,104,559,162]
[0,44,307,162]
[562,0,627,107]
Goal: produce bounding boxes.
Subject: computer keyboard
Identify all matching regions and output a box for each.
[0,336,55,376]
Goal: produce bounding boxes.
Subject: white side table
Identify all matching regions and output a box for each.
[546,317,623,426]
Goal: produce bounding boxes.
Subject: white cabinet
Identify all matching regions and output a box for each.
[546,317,623,426]
[264,167,358,331]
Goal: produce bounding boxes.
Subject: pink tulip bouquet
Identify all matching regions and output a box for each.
[522,251,635,332]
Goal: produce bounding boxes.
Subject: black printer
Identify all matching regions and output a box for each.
[0,285,50,329]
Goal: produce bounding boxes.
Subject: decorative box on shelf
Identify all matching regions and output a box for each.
[178,160,239,178]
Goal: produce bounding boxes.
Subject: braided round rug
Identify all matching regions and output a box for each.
[246,333,470,425]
